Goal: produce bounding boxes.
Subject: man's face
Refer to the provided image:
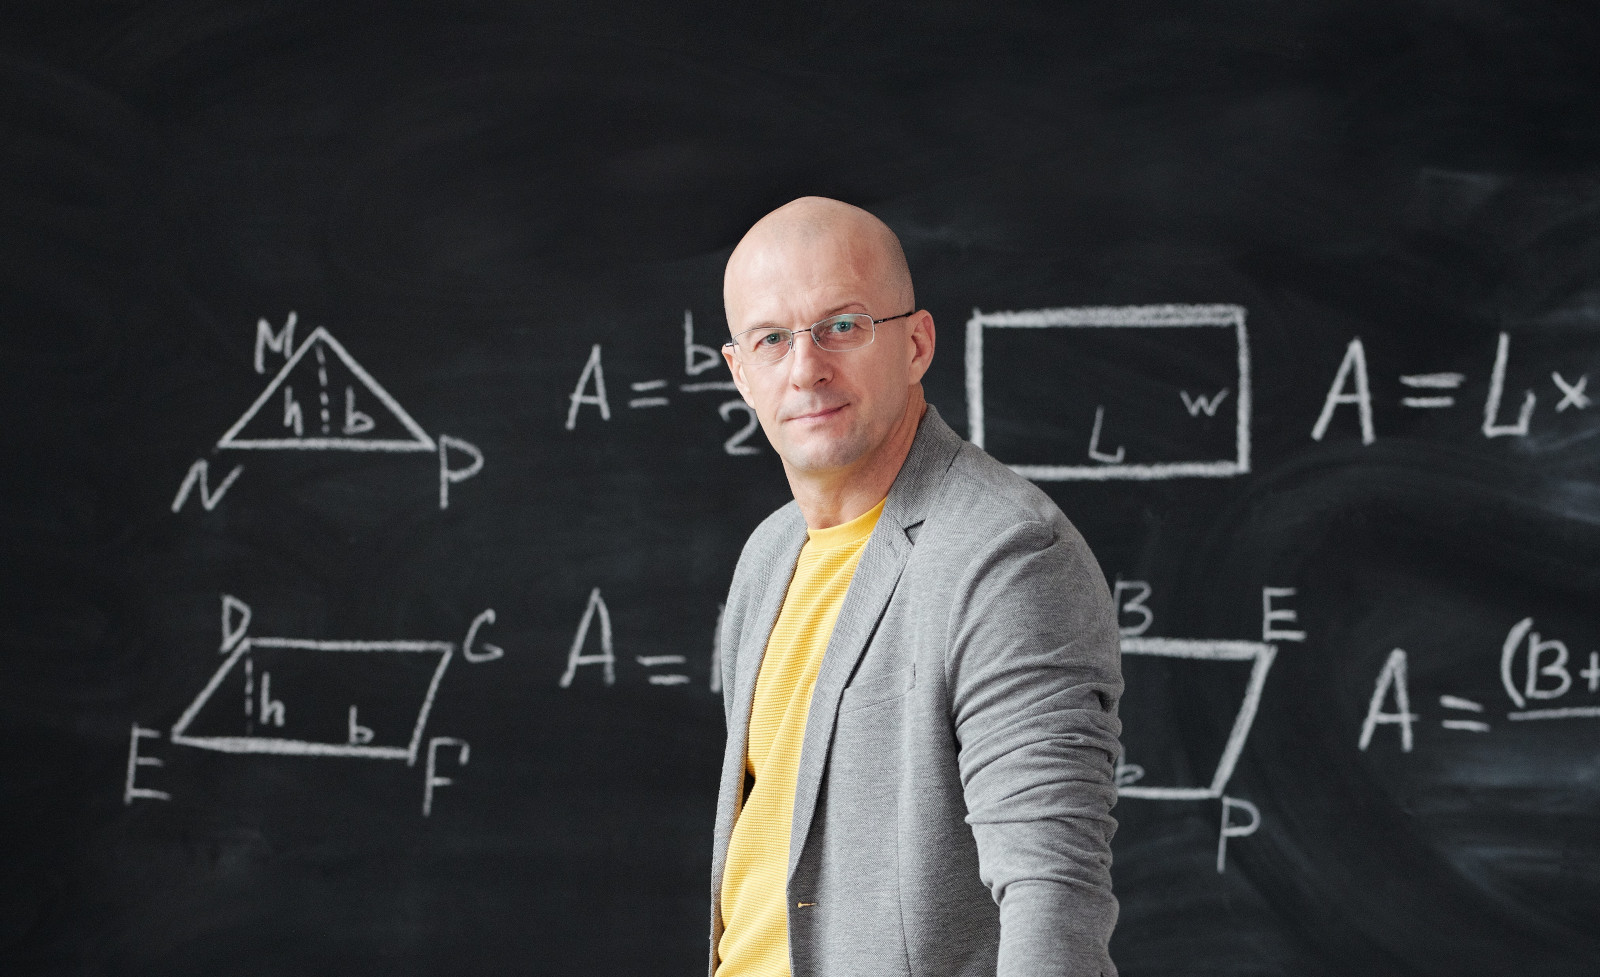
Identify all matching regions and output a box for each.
[723,235,927,475]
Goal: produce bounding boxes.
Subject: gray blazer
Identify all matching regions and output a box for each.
[710,406,1123,977]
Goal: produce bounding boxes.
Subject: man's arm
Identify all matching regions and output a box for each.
[945,518,1124,977]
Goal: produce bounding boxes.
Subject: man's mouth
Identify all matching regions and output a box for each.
[785,404,847,423]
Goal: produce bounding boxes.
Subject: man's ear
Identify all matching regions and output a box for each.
[906,310,936,385]
[724,346,754,405]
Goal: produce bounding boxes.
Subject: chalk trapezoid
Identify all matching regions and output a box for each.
[1114,637,1278,801]
[217,327,437,452]
[169,636,454,765]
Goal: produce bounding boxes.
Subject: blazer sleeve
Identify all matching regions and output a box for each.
[945,517,1124,977]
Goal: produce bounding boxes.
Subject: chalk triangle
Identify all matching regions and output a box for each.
[217,328,436,452]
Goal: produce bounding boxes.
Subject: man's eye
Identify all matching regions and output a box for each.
[756,331,786,347]
[826,318,855,334]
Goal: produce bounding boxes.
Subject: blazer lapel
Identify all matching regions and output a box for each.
[787,406,965,878]
[710,508,806,932]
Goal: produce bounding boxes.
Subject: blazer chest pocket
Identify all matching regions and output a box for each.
[839,663,916,714]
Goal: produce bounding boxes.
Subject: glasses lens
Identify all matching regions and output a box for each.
[812,314,874,351]
[738,328,793,363]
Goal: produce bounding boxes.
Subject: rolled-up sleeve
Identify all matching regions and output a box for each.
[946,518,1124,977]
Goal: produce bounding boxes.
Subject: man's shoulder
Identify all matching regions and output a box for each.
[898,405,1076,541]
[937,439,1078,539]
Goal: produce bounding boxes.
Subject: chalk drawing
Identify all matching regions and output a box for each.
[1498,617,1600,721]
[555,590,717,690]
[559,588,616,687]
[1311,338,1375,445]
[1112,580,1153,637]
[637,654,689,685]
[683,309,723,377]
[1216,796,1260,873]
[1261,587,1306,643]
[966,304,1251,480]
[1508,706,1600,720]
[1439,695,1490,733]
[566,344,611,429]
[1361,617,1597,751]
[1180,388,1230,417]
[437,435,484,510]
[176,316,484,511]
[1310,332,1583,444]
[567,312,748,455]
[462,608,504,663]
[628,379,671,409]
[219,326,434,452]
[1482,332,1535,438]
[1358,649,1417,752]
[1399,371,1463,409]
[160,595,499,766]
[254,312,297,374]
[719,400,762,456]
[1087,405,1126,464]
[170,460,243,512]
[123,725,170,804]
[1112,623,1276,872]
[1115,637,1278,800]
[1552,372,1591,412]
[423,736,470,817]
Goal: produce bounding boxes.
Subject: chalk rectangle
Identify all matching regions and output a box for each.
[966,304,1250,481]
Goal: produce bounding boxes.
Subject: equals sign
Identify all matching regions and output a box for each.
[637,654,689,685]
[629,380,669,408]
[1400,372,1465,408]
[1439,694,1490,732]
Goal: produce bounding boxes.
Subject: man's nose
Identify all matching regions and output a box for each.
[786,330,832,387]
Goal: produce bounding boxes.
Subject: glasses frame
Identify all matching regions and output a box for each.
[723,309,916,365]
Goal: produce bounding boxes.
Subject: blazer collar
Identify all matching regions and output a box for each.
[877,404,964,540]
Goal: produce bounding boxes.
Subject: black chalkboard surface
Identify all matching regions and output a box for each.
[4,3,1598,975]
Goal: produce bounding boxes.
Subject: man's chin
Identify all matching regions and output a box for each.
[778,433,870,475]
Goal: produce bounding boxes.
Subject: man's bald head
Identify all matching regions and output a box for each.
[718,196,935,526]
[724,197,913,317]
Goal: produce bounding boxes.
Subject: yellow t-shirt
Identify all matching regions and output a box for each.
[716,497,886,976]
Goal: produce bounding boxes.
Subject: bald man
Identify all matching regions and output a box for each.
[710,198,1123,977]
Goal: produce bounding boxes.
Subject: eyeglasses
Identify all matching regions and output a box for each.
[724,310,915,366]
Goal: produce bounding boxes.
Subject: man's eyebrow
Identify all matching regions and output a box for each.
[741,302,869,332]
[819,301,868,318]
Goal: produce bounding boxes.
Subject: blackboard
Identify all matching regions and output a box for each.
[4,3,1598,974]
